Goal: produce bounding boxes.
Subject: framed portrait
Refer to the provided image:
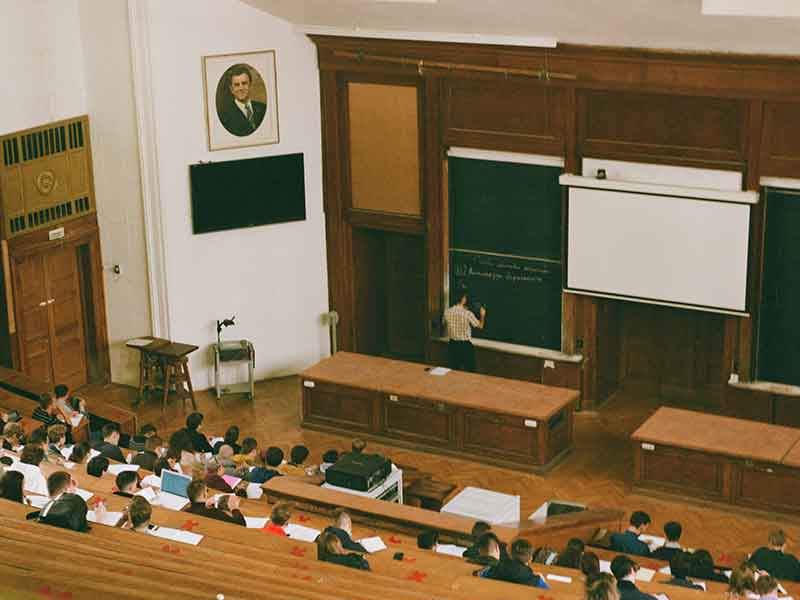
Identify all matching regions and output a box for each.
[202,50,279,151]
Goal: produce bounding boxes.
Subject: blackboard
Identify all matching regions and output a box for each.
[448,157,563,350]
[757,189,800,385]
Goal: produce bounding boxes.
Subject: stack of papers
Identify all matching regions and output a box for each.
[87,510,124,527]
[441,487,520,524]
[435,544,467,558]
[108,464,140,476]
[285,524,320,542]
[148,526,203,546]
[357,536,387,553]
[244,516,268,529]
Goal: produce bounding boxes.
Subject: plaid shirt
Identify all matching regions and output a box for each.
[443,304,480,341]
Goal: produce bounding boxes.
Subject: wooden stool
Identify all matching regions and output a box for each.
[160,356,197,413]
[127,337,169,407]
[127,338,198,413]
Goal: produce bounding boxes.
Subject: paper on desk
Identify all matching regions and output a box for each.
[127,338,152,347]
[89,449,100,460]
[209,437,224,447]
[599,560,612,574]
[62,462,75,470]
[639,534,666,551]
[222,475,242,489]
[427,367,451,376]
[70,414,83,428]
[546,574,573,583]
[73,488,94,502]
[659,566,672,575]
[285,524,320,542]
[358,536,387,553]
[778,585,789,596]
[636,567,656,582]
[244,516,268,529]
[141,474,160,488]
[87,510,124,527]
[724,570,732,579]
[156,492,188,511]
[695,581,707,591]
[60,446,73,460]
[654,594,670,600]
[435,544,466,558]
[135,487,157,502]
[26,495,49,509]
[148,525,203,546]
[107,464,140,476]
[246,482,263,500]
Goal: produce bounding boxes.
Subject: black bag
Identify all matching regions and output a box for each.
[325,453,391,492]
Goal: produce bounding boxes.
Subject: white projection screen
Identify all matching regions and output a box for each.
[566,187,751,313]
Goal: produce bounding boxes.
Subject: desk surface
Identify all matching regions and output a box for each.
[632,407,800,464]
[302,352,578,420]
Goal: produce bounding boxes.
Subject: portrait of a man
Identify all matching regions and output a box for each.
[203,50,279,151]
[217,63,267,137]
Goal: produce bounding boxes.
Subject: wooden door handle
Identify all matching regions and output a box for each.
[38,300,47,307]
[47,298,55,305]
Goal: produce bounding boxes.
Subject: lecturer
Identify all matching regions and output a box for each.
[443,287,486,372]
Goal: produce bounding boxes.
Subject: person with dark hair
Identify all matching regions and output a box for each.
[351,439,367,455]
[128,423,157,453]
[482,538,549,588]
[756,574,780,600]
[728,564,758,600]
[279,445,315,476]
[316,531,371,570]
[218,63,267,137]
[9,445,48,496]
[581,552,601,579]
[555,538,586,569]
[665,551,704,589]
[119,496,153,533]
[586,572,620,600]
[68,442,91,465]
[213,426,241,455]
[320,508,367,554]
[2,422,25,451]
[91,423,124,462]
[153,455,179,478]
[233,437,258,467]
[468,532,503,570]
[247,446,284,484]
[216,494,246,526]
[262,502,292,537]
[168,429,197,471]
[114,470,140,498]
[610,511,652,556]
[610,555,657,600]
[690,549,729,583]
[417,530,440,550]
[750,529,800,581]
[33,394,72,443]
[184,412,213,454]
[185,481,246,525]
[30,471,92,532]
[652,521,684,562]
[442,286,486,372]
[463,521,493,560]
[86,455,110,478]
[46,424,68,464]
[132,436,162,471]
[0,470,24,503]
[320,449,338,473]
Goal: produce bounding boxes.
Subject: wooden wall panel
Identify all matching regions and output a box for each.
[442,79,563,154]
[760,101,800,177]
[579,90,746,168]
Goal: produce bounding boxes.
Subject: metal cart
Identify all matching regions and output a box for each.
[213,340,255,404]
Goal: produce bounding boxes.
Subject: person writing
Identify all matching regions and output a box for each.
[442,286,486,372]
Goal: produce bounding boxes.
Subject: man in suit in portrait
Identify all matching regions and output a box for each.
[218,63,266,137]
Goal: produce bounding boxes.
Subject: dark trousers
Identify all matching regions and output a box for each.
[448,340,476,372]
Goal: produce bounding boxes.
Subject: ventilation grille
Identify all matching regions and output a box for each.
[7,196,91,236]
[2,138,20,167]
[20,125,70,162]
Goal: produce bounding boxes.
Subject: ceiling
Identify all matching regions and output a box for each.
[241,0,800,55]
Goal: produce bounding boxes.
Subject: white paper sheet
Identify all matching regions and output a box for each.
[73,488,94,502]
[636,567,656,582]
[357,536,387,553]
[135,487,158,502]
[285,524,320,542]
[126,338,153,347]
[60,446,73,460]
[246,483,263,499]
[70,414,83,428]
[244,516,268,529]
[427,367,451,376]
[435,544,466,557]
[87,510,124,527]
[62,462,75,470]
[156,492,188,511]
[599,560,612,574]
[639,534,666,551]
[141,474,161,488]
[25,495,49,509]
[88,449,100,460]
[695,581,707,591]
[108,464,140,476]
[546,574,573,583]
[209,437,224,447]
[147,525,203,546]
[659,566,672,575]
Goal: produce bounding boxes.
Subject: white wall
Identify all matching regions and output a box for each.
[0,0,87,133]
[144,0,330,388]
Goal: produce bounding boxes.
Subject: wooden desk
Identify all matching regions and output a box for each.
[632,407,800,514]
[301,352,578,472]
[725,381,800,428]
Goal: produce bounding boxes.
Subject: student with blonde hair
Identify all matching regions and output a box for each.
[316,531,370,570]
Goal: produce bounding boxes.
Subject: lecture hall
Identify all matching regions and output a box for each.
[0,0,799,598]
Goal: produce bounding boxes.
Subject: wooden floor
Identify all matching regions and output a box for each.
[81,376,797,562]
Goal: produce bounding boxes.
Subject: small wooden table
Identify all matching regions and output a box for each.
[127,337,198,412]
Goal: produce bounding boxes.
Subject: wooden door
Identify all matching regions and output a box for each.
[13,254,52,382]
[44,245,87,390]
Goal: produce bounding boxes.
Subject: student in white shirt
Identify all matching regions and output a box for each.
[9,445,48,496]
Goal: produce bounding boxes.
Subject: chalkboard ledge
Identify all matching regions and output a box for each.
[433,337,583,364]
[729,380,800,398]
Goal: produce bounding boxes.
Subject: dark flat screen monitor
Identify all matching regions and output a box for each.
[190,153,306,234]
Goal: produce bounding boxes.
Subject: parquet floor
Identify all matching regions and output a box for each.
[80,376,798,562]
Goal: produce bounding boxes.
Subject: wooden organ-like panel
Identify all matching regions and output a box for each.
[383,395,455,447]
[461,410,539,463]
[760,101,800,177]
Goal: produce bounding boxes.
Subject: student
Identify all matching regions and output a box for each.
[168,429,199,471]
[233,437,258,467]
[215,494,246,526]
[132,436,161,472]
[68,442,91,465]
[47,424,68,464]
[581,552,601,579]
[610,511,652,557]
[320,449,338,473]
[153,456,180,477]
[248,446,284,484]
[262,502,292,537]
[417,530,439,550]
[184,480,246,525]
[463,521,493,560]
[690,549,729,583]
[91,424,125,462]
[351,438,366,455]
[756,574,780,600]
[119,496,154,533]
[316,531,370,570]
[53,384,82,422]
[30,471,93,532]
[28,427,48,451]
[216,445,239,475]
[128,423,157,453]
[214,426,241,455]
[611,555,658,600]
[750,529,800,582]
[586,573,620,600]
[205,459,236,493]
[0,470,25,503]
[2,422,24,451]
[9,445,48,496]
[727,564,757,600]
[184,412,213,454]
[33,394,71,443]
[278,445,315,476]
[665,551,704,590]
[555,538,586,569]
[468,532,503,571]
[481,538,549,588]
[652,521,684,562]
[86,456,110,478]
[114,470,140,498]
